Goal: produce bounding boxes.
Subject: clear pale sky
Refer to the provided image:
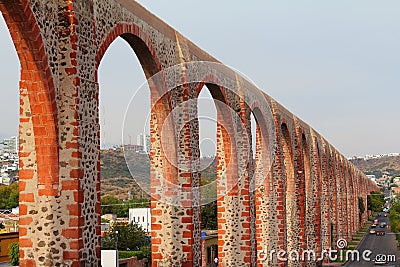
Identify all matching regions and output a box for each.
[1,1,399,157]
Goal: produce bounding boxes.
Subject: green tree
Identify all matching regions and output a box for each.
[101,196,150,217]
[102,223,149,251]
[388,203,400,246]
[8,242,19,266]
[391,202,400,214]
[358,197,365,224]
[367,191,385,212]
[201,201,217,230]
[101,195,122,215]
[0,183,18,209]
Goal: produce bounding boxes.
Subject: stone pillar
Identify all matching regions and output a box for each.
[305,136,322,265]
[216,88,252,266]
[320,146,330,251]
[262,102,285,267]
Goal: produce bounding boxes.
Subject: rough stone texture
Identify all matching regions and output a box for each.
[0,0,379,266]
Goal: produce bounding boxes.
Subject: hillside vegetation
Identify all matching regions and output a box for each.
[350,156,400,178]
[100,150,400,198]
[100,149,147,199]
[100,149,218,228]
[100,149,217,200]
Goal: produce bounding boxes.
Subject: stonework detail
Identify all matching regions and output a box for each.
[0,0,379,266]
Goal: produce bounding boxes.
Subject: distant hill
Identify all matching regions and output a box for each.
[100,149,147,199]
[100,149,217,200]
[32,147,400,200]
[350,156,400,178]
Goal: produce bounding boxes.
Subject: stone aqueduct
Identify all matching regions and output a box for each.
[0,0,378,266]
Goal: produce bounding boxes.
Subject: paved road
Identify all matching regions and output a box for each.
[345,214,400,266]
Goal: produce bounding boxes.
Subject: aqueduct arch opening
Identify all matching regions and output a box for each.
[0,3,60,265]
[0,14,18,138]
[281,123,299,264]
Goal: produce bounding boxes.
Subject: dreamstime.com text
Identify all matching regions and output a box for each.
[257,239,396,263]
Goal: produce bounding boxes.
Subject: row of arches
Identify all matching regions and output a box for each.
[0,1,379,266]
[272,116,376,266]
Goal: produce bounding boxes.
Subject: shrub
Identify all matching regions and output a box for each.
[8,242,19,266]
[140,246,151,261]
[118,250,145,260]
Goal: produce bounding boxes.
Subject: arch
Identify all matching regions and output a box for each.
[320,143,331,250]
[172,69,256,266]
[349,166,357,234]
[313,140,323,255]
[197,86,217,158]
[0,2,59,266]
[199,81,235,198]
[0,14,18,138]
[329,151,339,244]
[281,123,297,257]
[281,123,295,193]
[96,23,162,77]
[337,156,346,240]
[199,82,246,266]
[95,24,172,153]
[343,162,350,239]
[343,159,351,240]
[252,107,274,189]
[96,23,185,266]
[346,163,356,238]
[301,133,311,255]
[197,84,218,265]
[249,105,275,266]
[0,1,59,189]
[248,105,274,267]
[326,146,337,247]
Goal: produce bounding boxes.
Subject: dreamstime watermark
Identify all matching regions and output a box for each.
[123,61,276,207]
[257,239,397,263]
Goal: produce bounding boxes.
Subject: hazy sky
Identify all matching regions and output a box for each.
[1,1,399,157]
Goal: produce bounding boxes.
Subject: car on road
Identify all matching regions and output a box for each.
[379,222,387,228]
[373,219,379,226]
[371,224,377,228]
[373,258,387,265]
[369,229,376,234]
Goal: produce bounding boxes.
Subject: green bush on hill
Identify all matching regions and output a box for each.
[0,183,18,210]
[367,191,384,212]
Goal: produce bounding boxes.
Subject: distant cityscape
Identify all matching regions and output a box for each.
[349,152,400,161]
[0,136,18,185]
[348,152,400,187]
[121,133,150,154]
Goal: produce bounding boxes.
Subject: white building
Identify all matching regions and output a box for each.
[364,152,400,161]
[366,175,377,184]
[137,133,150,154]
[1,136,18,156]
[129,208,151,232]
[11,206,19,215]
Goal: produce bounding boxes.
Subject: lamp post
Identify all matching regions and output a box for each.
[115,230,119,250]
[115,230,119,266]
